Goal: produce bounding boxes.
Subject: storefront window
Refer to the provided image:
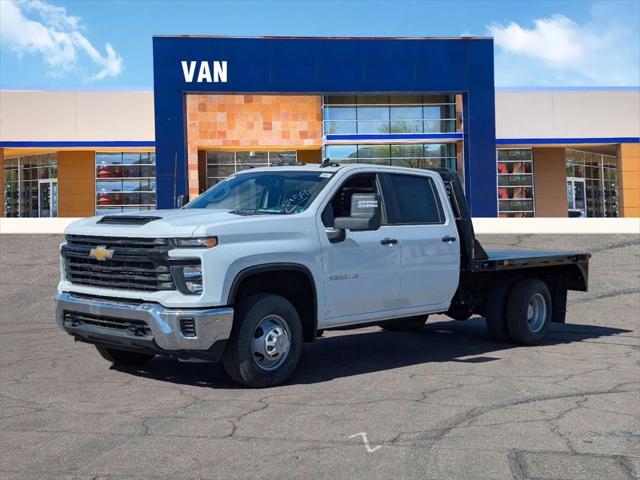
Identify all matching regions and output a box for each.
[96,152,156,214]
[323,95,457,135]
[3,153,57,217]
[566,149,618,217]
[324,143,456,170]
[497,149,535,217]
[205,150,297,187]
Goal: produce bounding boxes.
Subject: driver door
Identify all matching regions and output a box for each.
[318,173,401,323]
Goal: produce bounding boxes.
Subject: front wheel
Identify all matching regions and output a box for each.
[95,346,154,366]
[380,315,428,332]
[223,294,303,388]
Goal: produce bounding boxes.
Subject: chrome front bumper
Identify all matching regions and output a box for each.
[56,292,233,353]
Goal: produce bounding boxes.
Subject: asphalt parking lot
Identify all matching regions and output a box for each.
[1,234,638,480]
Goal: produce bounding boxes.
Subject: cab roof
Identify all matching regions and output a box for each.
[240,163,437,175]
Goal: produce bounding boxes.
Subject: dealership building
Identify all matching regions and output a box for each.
[1,36,639,219]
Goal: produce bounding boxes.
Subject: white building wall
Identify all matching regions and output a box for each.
[495,89,640,140]
[0,91,155,142]
[1,89,638,143]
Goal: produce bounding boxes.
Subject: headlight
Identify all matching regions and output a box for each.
[172,237,218,248]
[174,264,203,295]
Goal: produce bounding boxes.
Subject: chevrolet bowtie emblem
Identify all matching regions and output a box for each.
[89,246,114,261]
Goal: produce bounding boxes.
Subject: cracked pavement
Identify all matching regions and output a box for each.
[1,234,639,479]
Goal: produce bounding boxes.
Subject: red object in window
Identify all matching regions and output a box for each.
[498,187,508,199]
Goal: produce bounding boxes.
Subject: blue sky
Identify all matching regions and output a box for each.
[1,0,639,90]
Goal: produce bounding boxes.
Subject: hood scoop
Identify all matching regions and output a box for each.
[98,215,162,225]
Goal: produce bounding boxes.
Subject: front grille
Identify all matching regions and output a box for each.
[63,311,151,337]
[66,235,169,250]
[63,235,176,291]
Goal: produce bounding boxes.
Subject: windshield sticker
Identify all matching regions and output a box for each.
[319,173,332,178]
[282,190,311,214]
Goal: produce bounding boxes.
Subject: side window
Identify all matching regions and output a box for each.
[322,174,381,227]
[387,174,444,224]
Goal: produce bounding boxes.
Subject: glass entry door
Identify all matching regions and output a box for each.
[567,178,586,217]
[38,179,58,217]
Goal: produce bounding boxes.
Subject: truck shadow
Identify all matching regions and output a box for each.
[112,317,632,388]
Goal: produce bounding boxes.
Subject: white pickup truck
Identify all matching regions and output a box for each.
[56,164,590,387]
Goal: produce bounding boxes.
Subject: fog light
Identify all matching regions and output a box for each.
[182,265,203,294]
[180,318,196,337]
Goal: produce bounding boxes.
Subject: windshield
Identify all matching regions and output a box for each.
[186,171,333,214]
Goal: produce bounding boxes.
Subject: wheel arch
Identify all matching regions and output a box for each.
[227,263,319,341]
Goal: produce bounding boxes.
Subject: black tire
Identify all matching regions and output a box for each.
[506,279,552,345]
[223,294,303,388]
[380,315,428,332]
[486,278,516,342]
[95,346,154,366]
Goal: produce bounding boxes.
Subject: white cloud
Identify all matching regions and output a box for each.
[490,15,585,66]
[487,8,640,86]
[0,0,123,81]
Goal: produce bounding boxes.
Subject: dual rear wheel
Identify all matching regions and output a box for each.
[486,278,552,345]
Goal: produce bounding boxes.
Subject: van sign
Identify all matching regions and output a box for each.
[181,61,227,83]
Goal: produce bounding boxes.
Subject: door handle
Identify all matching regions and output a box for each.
[441,235,457,243]
[380,238,398,246]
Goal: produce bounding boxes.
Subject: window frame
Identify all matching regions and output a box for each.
[322,94,458,136]
[382,172,446,226]
[496,148,536,218]
[205,150,298,188]
[3,153,57,217]
[321,172,390,228]
[95,151,157,214]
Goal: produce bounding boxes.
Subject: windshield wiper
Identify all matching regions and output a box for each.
[229,208,286,216]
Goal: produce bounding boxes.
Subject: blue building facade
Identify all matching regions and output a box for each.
[152,36,497,216]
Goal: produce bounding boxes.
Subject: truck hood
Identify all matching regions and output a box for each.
[65,208,252,238]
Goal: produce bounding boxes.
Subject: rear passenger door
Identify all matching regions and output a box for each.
[383,172,460,311]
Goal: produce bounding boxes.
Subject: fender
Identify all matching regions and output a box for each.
[226,262,319,339]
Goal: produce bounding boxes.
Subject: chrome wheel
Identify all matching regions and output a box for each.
[251,315,291,371]
[527,293,547,333]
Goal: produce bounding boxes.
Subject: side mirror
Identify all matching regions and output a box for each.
[325,227,346,244]
[333,193,381,232]
[176,194,190,208]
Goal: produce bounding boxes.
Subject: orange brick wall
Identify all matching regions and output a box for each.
[618,143,640,218]
[185,94,322,197]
